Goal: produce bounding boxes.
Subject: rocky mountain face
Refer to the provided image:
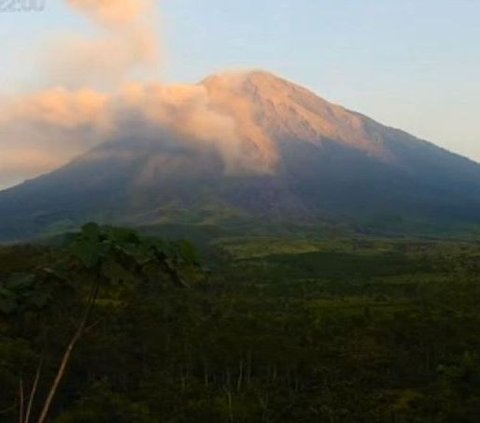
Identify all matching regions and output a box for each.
[1,71,480,241]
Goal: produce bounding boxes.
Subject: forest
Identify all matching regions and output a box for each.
[1,223,479,422]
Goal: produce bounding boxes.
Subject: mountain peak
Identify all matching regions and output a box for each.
[2,70,480,241]
[201,69,305,99]
[201,68,280,84]
[202,69,387,158]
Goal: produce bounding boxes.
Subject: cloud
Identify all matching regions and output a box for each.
[0,149,63,189]
[50,0,160,89]
[67,0,150,27]
[2,88,110,129]
[0,0,159,188]
[0,79,275,188]
[0,88,111,187]
[0,1,278,189]
[116,83,246,172]
[46,29,159,89]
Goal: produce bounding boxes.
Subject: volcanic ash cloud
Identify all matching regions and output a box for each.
[51,0,160,89]
[0,1,278,189]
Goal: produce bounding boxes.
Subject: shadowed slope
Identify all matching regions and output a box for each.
[1,71,480,241]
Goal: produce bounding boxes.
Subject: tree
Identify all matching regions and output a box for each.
[5,223,198,423]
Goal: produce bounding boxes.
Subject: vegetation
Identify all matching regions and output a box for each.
[1,225,480,422]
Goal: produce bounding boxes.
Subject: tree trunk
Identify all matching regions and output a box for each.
[37,279,100,423]
[25,359,42,423]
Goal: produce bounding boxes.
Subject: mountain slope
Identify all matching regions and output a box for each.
[1,70,480,241]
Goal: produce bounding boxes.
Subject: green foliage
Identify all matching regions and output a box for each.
[56,381,152,423]
[0,223,202,423]
[68,223,199,287]
[1,229,480,422]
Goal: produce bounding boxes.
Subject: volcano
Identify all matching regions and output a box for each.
[1,71,480,241]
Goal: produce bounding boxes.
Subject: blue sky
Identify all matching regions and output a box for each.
[1,0,479,160]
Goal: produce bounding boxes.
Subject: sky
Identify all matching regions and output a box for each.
[0,0,479,187]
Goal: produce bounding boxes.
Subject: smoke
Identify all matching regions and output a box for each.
[0,150,63,189]
[0,0,277,189]
[50,0,160,89]
[0,88,111,188]
[67,0,150,26]
[0,79,274,187]
[1,88,109,129]
[115,83,246,172]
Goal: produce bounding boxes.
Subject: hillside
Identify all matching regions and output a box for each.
[1,71,480,241]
